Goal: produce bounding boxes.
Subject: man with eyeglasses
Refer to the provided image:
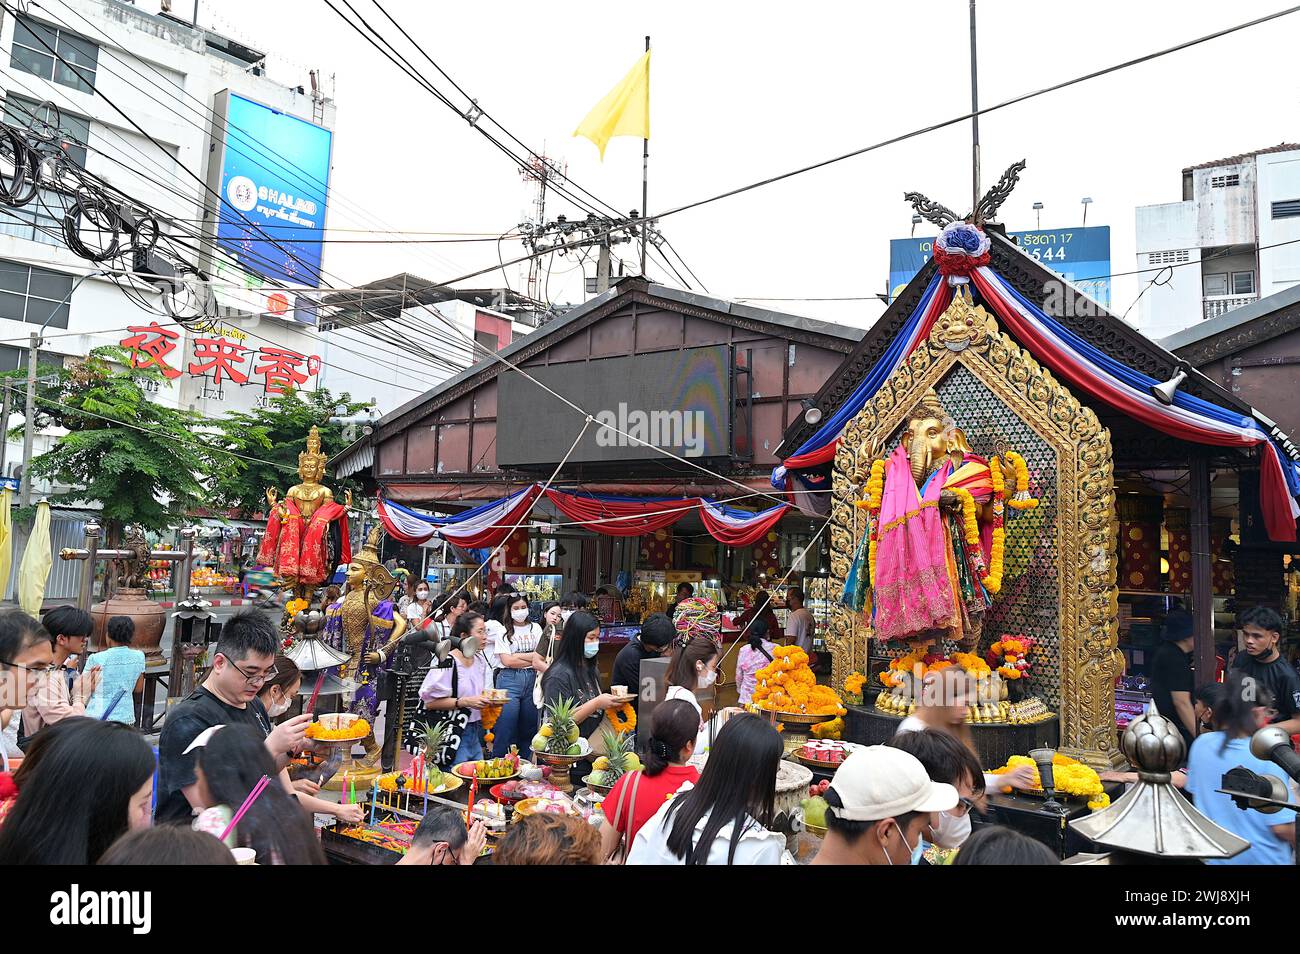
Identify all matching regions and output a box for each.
[157,612,312,824]
[395,804,488,866]
[21,606,101,738]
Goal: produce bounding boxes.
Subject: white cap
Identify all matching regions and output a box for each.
[826,745,959,821]
[182,724,225,755]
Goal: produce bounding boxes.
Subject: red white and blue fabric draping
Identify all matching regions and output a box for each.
[379,486,542,548]
[377,486,789,550]
[773,222,1300,542]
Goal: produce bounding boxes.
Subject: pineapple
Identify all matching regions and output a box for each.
[543,696,579,755]
[597,729,634,784]
[416,721,448,789]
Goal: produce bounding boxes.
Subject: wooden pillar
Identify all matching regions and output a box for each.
[1189,455,1215,684]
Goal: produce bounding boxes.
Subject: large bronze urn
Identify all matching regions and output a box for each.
[91,588,167,663]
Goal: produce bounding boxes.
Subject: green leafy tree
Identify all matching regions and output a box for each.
[210,387,372,518]
[20,346,217,541]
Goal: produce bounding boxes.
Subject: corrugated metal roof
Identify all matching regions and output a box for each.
[1160,281,1300,353]
[1182,143,1300,172]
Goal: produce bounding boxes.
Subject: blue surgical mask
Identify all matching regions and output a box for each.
[584,642,600,659]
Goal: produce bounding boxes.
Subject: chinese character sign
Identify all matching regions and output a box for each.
[119,329,321,398]
[122,323,182,380]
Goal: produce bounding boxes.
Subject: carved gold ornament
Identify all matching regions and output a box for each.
[828,294,1121,767]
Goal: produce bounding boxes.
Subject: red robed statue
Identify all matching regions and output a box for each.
[256,426,352,598]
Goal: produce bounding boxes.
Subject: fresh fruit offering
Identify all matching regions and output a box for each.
[531,696,587,756]
[586,729,640,788]
[808,778,832,798]
[750,647,847,716]
[377,769,452,796]
[801,794,829,829]
[798,739,857,765]
[457,752,520,780]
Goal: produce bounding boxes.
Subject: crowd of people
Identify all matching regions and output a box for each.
[0,581,1294,866]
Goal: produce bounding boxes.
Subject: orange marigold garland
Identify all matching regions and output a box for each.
[304,718,371,741]
[608,703,636,733]
[986,634,1033,680]
[480,704,502,752]
[751,646,846,716]
[982,457,1006,594]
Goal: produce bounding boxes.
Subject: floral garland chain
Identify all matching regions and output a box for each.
[1003,451,1040,511]
[982,457,1007,594]
[951,487,979,545]
[608,703,636,733]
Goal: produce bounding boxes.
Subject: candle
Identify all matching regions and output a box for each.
[466,777,477,830]
[370,782,378,825]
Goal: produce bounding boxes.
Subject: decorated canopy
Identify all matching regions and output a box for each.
[776,224,1300,542]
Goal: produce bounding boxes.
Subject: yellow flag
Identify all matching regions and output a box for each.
[17,500,52,615]
[573,50,650,160]
[0,489,11,602]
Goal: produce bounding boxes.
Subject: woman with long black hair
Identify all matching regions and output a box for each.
[598,698,701,859]
[627,712,785,865]
[194,724,325,865]
[0,717,155,864]
[539,611,620,782]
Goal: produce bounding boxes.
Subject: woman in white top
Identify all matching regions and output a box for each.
[627,713,786,865]
[663,636,743,769]
[493,593,548,755]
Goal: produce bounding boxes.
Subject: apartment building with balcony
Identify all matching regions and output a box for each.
[1134,143,1300,340]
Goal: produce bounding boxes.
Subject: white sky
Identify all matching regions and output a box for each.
[199,0,1299,330]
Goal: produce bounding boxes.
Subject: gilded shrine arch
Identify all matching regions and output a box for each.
[828,290,1123,767]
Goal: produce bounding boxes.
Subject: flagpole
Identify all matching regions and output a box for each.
[640,35,650,276]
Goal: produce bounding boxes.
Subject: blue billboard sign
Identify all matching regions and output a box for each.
[214,92,332,291]
[888,226,1111,308]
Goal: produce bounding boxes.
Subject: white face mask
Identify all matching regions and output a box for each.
[511,608,530,623]
[561,609,574,623]
[929,807,972,849]
[698,667,718,689]
[416,589,429,599]
[267,693,292,718]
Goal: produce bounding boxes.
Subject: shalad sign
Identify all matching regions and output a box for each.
[120,321,322,403]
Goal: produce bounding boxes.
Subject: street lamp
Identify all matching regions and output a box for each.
[1081,197,1093,227]
[910,213,922,237]
[1032,201,1044,229]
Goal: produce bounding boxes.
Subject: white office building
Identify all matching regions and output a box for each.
[1133,143,1300,341]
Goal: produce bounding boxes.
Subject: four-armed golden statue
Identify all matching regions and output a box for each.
[256,426,353,602]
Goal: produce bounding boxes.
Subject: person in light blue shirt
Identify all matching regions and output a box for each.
[84,616,146,724]
[1185,672,1296,865]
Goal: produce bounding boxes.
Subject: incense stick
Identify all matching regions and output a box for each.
[306,670,327,714]
[218,774,270,842]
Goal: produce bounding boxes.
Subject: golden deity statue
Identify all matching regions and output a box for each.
[323,526,408,765]
[256,426,353,601]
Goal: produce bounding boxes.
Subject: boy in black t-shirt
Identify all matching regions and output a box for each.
[1233,606,1300,736]
[156,612,311,824]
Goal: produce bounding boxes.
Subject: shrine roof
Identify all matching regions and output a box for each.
[776,228,1255,460]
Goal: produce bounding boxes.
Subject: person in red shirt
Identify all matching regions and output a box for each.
[599,699,701,861]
